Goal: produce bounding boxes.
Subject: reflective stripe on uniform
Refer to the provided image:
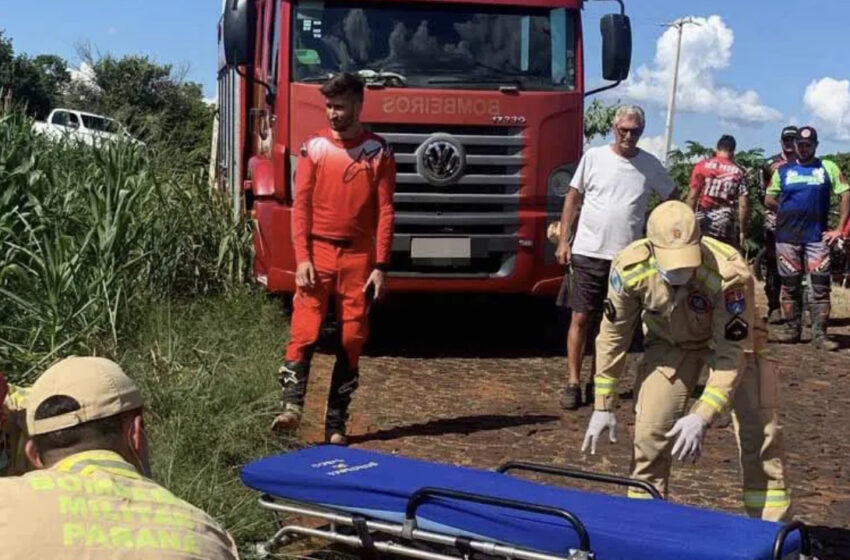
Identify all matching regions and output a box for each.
[595,375,617,396]
[627,487,654,500]
[699,386,729,412]
[55,450,142,480]
[743,489,791,508]
[621,258,658,287]
[702,236,738,260]
[7,385,29,409]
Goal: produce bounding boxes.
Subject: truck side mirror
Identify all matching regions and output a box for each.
[600,14,631,82]
[223,0,256,67]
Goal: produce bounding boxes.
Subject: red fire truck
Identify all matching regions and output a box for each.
[217,0,631,296]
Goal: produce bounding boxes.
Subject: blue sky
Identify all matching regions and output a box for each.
[2,0,849,156]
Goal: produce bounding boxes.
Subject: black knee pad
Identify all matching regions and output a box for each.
[809,274,831,302]
[779,275,802,289]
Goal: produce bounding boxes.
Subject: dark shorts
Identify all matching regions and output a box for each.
[556,254,612,314]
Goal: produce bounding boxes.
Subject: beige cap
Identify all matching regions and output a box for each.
[26,357,143,436]
[647,201,702,271]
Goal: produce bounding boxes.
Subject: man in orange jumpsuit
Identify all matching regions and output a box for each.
[271,73,396,445]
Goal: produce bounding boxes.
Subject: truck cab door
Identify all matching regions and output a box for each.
[250,0,280,159]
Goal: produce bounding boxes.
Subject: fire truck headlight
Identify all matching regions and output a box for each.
[547,165,575,199]
[545,164,577,264]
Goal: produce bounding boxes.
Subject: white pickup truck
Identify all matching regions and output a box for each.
[32,108,142,146]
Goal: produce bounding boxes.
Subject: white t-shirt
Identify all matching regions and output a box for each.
[570,145,675,260]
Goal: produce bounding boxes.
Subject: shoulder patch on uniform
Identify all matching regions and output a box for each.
[603,299,617,321]
[724,287,746,315]
[610,270,623,293]
[724,316,748,341]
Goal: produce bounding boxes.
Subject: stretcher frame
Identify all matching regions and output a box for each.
[254,460,812,560]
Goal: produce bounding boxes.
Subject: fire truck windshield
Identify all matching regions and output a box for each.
[292,1,577,91]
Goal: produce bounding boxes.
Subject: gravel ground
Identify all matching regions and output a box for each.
[290,286,850,559]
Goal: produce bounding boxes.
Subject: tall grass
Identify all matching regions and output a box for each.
[115,292,290,551]
[0,110,252,380]
[0,110,288,555]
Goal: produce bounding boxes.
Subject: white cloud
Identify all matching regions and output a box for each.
[622,15,781,125]
[803,77,850,141]
[638,134,677,161]
[203,95,218,106]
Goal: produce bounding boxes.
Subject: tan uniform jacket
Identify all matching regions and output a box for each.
[594,237,752,424]
[0,449,240,559]
[0,385,29,477]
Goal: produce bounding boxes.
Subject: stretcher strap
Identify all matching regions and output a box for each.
[353,516,377,559]
[455,536,473,557]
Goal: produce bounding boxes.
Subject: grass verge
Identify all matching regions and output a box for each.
[110,290,294,556]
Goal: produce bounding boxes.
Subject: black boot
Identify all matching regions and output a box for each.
[271,360,310,432]
[325,352,359,445]
[811,303,839,351]
[774,300,801,343]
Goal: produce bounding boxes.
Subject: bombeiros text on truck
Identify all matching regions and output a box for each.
[215,0,631,296]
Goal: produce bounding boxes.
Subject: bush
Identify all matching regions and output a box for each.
[0,109,252,381]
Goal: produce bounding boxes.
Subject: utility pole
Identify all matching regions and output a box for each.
[662,17,699,167]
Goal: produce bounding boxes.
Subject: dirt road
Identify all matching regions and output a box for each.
[299,287,850,557]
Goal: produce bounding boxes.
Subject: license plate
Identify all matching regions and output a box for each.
[410,237,471,259]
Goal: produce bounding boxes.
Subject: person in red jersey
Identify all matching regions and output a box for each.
[271,73,396,445]
[686,134,750,248]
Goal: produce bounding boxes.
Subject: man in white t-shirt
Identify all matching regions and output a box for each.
[555,105,676,410]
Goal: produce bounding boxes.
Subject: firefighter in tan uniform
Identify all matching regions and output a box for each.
[1,372,30,476]
[0,357,240,559]
[582,201,789,521]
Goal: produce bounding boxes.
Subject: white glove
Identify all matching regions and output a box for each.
[582,410,617,455]
[666,414,707,462]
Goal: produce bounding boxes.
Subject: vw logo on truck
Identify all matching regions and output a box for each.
[417,134,466,186]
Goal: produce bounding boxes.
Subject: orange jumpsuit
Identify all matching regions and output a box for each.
[286,127,395,366]
[281,128,395,432]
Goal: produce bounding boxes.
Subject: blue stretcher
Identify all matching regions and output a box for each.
[241,446,810,560]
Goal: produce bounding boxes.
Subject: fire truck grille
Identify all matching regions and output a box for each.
[366,123,525,277]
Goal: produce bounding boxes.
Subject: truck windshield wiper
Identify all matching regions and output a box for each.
[299,74,333,83]
[357,69,408,87]
[426,77,524,89]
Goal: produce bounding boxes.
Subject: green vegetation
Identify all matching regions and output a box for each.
[120,292,290,550]
[0,110,250,378]
[0,31,213,164]
[0,110,287,555]
[583,99,619,144]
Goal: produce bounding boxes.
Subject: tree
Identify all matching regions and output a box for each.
[0,32,70,119]
[64,50,214,166]
[666,140,713,188]
[824,152,850,177]
[584,99,618,143]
